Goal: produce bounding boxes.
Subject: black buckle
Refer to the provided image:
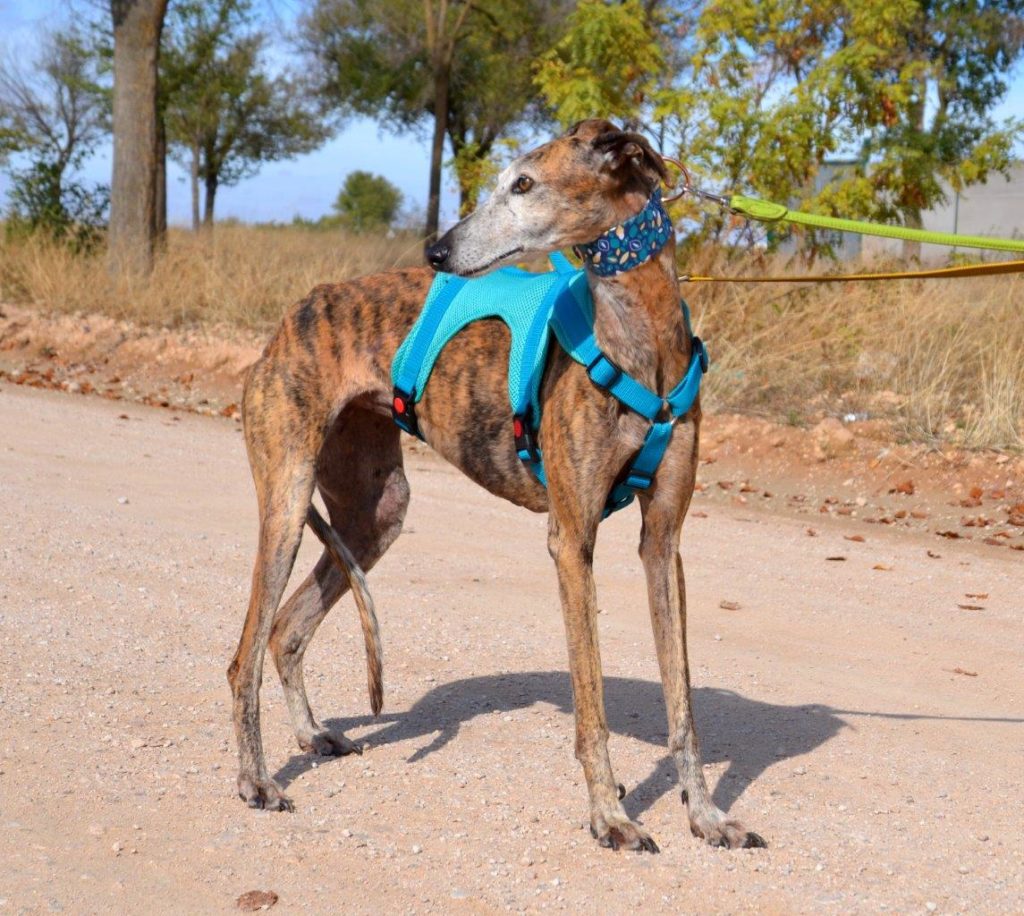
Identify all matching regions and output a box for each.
[513,412,541,464]
[586,352,624,391]
[391,386,420,437]
[694,336,709,373]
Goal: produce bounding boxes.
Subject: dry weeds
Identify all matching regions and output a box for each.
[690,249,1024,450]
[0,225,424,330]
[1,226,1021,450]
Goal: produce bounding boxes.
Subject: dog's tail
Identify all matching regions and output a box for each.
[305,505,383,716]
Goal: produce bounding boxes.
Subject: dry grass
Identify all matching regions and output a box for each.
[690,248,1024,450]
[1,225,1022,450]
[0,225,425,330]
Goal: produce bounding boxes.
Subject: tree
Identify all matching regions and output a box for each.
[533,1,698,146]
[299,0,568,237]
[0,30,108,182]
[685,0,1024,258]
[332,170,403,232]
[0,29,110,244]
[161,0,328,229]
[443,3,567,214]
[4,162,109,250]
[109,0,168,275]
[535,0,665,129]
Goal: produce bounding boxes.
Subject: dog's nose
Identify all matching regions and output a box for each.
[425,241,450,270]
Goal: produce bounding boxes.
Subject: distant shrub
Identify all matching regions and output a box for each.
[332,170,403,234]
[4,161,108,253]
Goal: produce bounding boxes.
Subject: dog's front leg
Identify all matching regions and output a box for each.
[547,503,659,853]
[639,483,767,849]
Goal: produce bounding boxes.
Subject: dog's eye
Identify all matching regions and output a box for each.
[511,175,534,194]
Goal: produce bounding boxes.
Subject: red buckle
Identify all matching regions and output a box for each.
[391,386,420,438]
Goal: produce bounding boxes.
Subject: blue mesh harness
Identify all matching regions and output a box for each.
[391,189,709,517]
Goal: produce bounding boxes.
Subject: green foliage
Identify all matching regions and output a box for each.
[683,0,1024,255]
[534,0,665,128]
[331,170,403,233]
[4,160,109,252]
[532,0,697,147]
[532,0,1024,258]
[300,0,569,216]
[161,0,329,221]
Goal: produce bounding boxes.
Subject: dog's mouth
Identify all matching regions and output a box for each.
[457,246,525,278]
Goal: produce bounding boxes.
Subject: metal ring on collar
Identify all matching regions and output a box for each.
[660,156,692,204]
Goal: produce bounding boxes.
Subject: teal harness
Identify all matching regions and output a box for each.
[391,189,709,517]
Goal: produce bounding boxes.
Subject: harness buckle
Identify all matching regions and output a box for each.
[624,469,654,491]
[513,412,541,464]
[391,386,420,438]
[586,352,623,392]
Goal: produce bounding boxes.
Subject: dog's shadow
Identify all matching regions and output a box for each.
[274,672,844,816]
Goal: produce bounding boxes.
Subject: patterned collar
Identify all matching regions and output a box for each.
[576,188,674,277]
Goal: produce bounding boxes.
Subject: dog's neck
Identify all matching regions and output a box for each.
[584,191,691,398]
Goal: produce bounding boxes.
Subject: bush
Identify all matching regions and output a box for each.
[332,170,403,234]
[4,161,109,252]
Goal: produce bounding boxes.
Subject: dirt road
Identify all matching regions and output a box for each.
[1,383,1021,914]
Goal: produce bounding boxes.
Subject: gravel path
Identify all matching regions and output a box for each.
[1,384,1021,914]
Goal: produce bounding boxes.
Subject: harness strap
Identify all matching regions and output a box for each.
[392,274,468,437]
[604,420,675,515]
[551,287,665,421]
[551,283,709,513]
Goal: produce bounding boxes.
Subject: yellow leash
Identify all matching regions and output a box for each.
[679,259,1024,284]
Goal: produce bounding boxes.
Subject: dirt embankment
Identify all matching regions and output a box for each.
[2,302,1022,552]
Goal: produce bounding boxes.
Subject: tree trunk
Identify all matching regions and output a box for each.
[190,140,201,231]
[901,208,923,262]
[154,112,167,245]
[425,61,450,240]
[108,0,168,276]
[203,172,217,227]
[901,84,927,263]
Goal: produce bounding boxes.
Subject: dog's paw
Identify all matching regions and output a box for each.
[298,729,362,758]
[590,816,659,854]
[237,775,294,812]
[688,812,765,849]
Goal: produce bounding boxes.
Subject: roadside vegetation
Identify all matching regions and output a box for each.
[1,0,1022,450]
[2,225,1021,451]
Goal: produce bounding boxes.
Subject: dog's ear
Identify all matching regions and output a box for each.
[565,118,619,141]
[592,128,668,187]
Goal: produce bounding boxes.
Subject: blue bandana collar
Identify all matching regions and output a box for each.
[576,188,674,277]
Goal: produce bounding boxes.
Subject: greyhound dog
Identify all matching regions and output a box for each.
[228,119,765,852]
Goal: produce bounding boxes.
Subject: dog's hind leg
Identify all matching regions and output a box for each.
[228,351,332,812]
[638,426,766,850]
[270,408,409,758]
[228,449,316,812]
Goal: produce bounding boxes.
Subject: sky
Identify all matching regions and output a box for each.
[0,0,463,227]
[3,0,1024,230]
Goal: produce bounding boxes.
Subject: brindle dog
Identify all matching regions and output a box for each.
[228,119,765,852]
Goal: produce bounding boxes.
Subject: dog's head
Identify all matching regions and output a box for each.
[425,119,668,276]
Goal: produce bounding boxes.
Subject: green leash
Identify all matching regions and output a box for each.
[726,193,1024,254]
[661,159,1024,282]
